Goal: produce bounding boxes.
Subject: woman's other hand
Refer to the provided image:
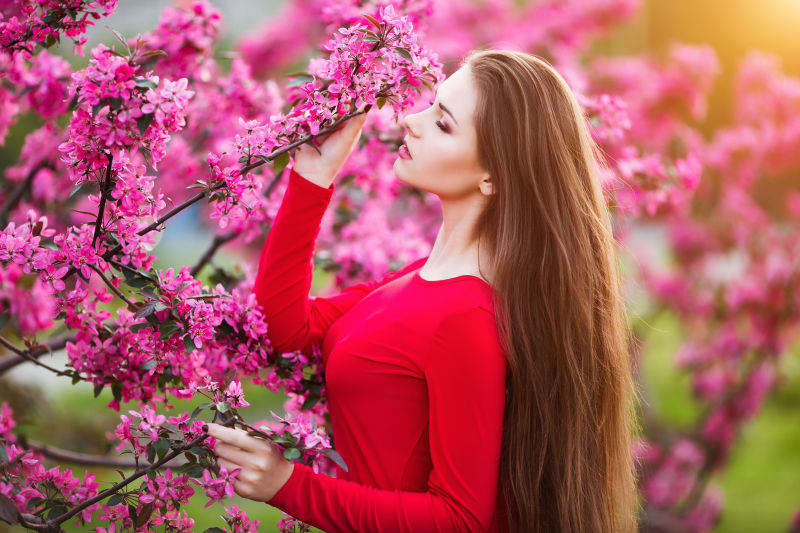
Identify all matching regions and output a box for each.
[293,107,369,188]
[205,422,294,503]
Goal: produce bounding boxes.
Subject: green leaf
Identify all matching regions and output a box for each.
[287,75,314,88]
[0,493,21,524]
[93,383,105,398]
[47,504,68,519]
[145,443,155,464]
[111,382,122,403]
[92,102,106,118]
[136,502,154,527]
[139,50,167,59]
[376,97,387,110]
[180,463,205,478]
[321,447,349,472]
[140,360,158,371]
[363,36,380,42]
[158,320,181,340]
[301,394,320,410]
[134,301,159,319]
[137,113,155,135]
[125,276,152,289]
[43,34,58,48]
[107,493,123,506]
[183,335,196,354]
[69,181,87,199]
[215,401,231,414]
[362,13,382,30]
[272,151,290,175]
[283,447,301,461]
[0,446,8,464]
[393,47,413,62]
[25,496,44,510]
[134,78,158,89]
[153,437,170,460]
[136,287,159,300]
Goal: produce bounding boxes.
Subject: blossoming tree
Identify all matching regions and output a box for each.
[0,0,799,531]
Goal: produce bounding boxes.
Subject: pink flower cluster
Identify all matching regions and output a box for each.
[223,503,260,533]
[134,0,221,80]
[58,42,194,182]
[0,403,102,524]
[0,0,118,58]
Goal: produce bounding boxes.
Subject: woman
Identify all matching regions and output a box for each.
[207,48,641,533]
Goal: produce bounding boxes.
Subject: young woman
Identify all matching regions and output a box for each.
[207,48,641,533]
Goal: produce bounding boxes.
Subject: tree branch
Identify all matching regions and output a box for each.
[92,265,136,310]
[0,333,81,375]
[0,335,75,379]
[0,162,50,225]
[23,440,183,470]
[48,433,208,529]
[91,154,114,248]
[190,232,237,277]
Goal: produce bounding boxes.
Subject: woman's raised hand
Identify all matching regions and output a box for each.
[293,108,369,188]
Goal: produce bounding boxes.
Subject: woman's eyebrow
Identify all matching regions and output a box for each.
[438,101,459,127]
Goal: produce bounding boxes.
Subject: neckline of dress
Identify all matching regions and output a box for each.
[412,267,491,287]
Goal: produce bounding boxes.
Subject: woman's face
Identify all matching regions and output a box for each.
[394,64,492,199]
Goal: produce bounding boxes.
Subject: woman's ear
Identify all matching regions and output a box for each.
[479,173,494,196]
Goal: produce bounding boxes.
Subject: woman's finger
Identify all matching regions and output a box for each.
[206,423,262,453]
[217,457,241,474]
[213,441,251,464]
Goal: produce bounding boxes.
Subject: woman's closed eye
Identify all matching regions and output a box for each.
[428,100,450,133]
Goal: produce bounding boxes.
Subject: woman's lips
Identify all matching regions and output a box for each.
[398,139,412,160]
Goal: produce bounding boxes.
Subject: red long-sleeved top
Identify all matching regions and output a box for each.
[252,166,508,533]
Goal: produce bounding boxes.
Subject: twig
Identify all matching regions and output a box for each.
[92,265,136,310]
[0,162,50,225]
[92,154,113,248]
[23,440,183,470]
[48,433,208,528]
[190,232,237,277]
[0,335,75,379]
[0,333,84,375]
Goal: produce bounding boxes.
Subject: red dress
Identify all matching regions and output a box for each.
[252,166,508,533]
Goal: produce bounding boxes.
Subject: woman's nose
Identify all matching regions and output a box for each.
[402,114,418,137]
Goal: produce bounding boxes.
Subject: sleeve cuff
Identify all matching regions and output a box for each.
[289,166,335,195]
[266,460,313,509]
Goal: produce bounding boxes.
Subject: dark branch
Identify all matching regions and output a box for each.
[0,333,74,375]
[0,162,50,225]
[92,265,136,310]
[190,232,237,277]
[91,154,114,248]
[23,440,183,470]
[0,335,74,378]
[48,433,208,528]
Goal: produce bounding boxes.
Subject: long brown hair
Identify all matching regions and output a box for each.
[464,49,641,532]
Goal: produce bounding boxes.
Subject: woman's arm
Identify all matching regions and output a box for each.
[253,166,425,356]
